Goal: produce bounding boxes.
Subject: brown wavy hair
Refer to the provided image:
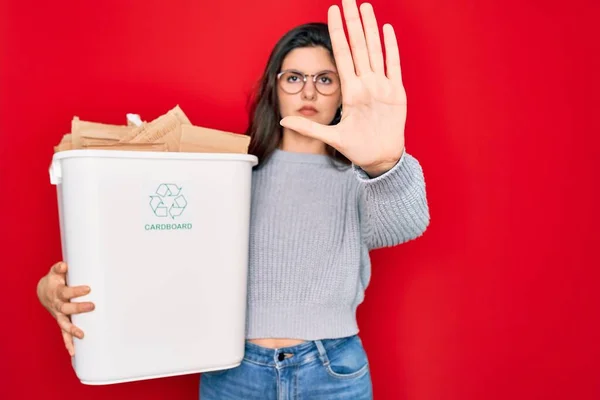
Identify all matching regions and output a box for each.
[244,22,350,169]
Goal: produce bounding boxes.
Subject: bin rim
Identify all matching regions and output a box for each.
[51,149,259,165]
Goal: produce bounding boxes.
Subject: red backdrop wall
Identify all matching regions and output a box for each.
[1,0,598,399]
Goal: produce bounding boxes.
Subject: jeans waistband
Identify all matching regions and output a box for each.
[243,335,356,367]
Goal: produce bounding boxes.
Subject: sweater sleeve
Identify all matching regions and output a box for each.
[354,150,430,250]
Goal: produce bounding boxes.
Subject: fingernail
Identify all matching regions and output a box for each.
[85,303,95,311]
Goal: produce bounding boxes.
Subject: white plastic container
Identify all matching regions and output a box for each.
[49,149,258,385]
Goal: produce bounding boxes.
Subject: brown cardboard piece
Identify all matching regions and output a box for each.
[180,125,250,154]
[53,134,73,153]
[119,105,190,152]
[71,117,135,149]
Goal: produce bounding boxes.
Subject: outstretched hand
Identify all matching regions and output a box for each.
[280,0,407,177]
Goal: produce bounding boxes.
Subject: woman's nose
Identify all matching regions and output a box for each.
[301,80,317,100]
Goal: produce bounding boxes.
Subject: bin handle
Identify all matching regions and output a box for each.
[49,160,62,185]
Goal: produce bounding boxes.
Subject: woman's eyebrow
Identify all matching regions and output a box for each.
[283,68,338,74]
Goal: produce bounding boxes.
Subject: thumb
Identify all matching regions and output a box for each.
[280,116,338,148]
[52,261,67,276]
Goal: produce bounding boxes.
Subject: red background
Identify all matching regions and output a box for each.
[1,0,598,399]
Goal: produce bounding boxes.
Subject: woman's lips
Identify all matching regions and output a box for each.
[298,107,318,116]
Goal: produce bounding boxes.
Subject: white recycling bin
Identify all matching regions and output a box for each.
[49,149,258,385]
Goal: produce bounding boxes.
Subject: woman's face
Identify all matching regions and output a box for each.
[277,46,342,126]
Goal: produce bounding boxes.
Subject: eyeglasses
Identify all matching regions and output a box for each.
[277,69,340,96]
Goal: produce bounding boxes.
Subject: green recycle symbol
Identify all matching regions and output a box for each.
[149,184,187,219]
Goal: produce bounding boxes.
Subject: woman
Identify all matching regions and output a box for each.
[36,1,430,398]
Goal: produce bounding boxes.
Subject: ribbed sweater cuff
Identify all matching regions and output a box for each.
[352,150,430,249]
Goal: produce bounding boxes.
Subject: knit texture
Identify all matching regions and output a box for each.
[245,148,430,339]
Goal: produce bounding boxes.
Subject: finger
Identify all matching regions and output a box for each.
[341,0,371,76]
[62,330,75,357]
[359,3,384,74]
[328,5,355,84]
[51,261,67,276]
[280,117,340,149]
[383,24,402,83]
[57,300,95,316]
[58,285,91,302]
[57,314,84,340]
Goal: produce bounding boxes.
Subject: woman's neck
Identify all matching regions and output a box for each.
[280,128,327,155]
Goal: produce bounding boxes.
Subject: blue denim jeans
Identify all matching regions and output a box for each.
[199,334,373,399]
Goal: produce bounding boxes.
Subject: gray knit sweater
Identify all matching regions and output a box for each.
[245,148,430,340]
